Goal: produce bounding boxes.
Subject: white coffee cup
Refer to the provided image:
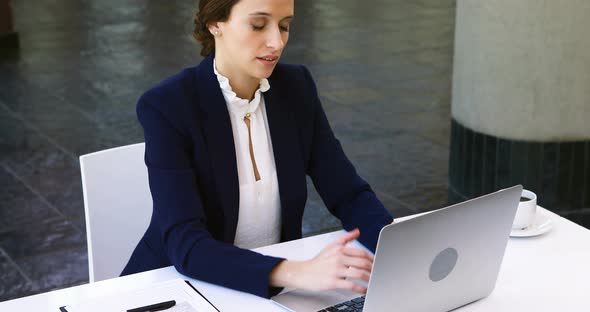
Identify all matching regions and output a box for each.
[512,189,537,230]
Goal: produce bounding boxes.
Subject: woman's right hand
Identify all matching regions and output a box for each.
[269,228,374,294]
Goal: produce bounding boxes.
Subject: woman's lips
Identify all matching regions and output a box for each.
[257,55,279,66]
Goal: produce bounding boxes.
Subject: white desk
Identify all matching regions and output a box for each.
[2,208,589,311]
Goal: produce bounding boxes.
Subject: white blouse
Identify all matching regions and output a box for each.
[213,60,282,249]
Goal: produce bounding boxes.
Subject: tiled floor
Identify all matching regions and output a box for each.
[0,0,456,302]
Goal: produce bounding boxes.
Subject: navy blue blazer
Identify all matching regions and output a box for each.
[121,53,393,298]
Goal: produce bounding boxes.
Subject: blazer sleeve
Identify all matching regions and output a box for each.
[137,91,285,298]
[301,66,394,252]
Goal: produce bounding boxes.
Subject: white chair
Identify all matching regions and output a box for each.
[80,143,152,282]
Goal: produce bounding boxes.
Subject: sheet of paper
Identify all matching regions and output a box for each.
[64,279,217,312]
[167,301,199,312]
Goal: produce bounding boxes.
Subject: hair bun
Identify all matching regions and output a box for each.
[193,11,214,57]
[192,0,239,57]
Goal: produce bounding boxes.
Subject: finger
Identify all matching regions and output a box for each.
[330,228,360,246]
[341,256,373,272]
[339,267,371,283]
[342,246,374,261]
[333,279,367,294]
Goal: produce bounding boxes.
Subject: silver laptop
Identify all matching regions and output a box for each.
[272,185,522,312]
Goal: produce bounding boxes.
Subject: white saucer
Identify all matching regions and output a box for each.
[510,206,554,238]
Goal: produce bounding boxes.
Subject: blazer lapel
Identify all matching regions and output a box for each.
[195,55,240,242]
[264,80,307,240]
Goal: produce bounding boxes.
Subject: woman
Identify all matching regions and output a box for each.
[122,0,393,298]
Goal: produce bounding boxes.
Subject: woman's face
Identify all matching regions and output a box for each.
[212,0,294,80]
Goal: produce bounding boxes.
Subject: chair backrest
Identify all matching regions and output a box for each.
[80,143,152,282]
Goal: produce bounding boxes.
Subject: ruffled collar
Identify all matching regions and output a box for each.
[213,59,270,117]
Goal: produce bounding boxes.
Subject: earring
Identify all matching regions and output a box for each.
[214,30,221,36]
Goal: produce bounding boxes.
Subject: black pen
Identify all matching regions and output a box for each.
[127,300,176,312]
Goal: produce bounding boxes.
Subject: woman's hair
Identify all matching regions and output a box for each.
[193,0,241,57]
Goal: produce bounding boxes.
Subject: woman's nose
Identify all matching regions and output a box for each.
[266,27,285,51]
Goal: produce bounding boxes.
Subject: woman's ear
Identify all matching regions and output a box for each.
[208,22,222,37]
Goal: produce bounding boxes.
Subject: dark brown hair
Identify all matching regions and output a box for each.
[193,0,241,57]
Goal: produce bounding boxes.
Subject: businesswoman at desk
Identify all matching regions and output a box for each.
[122,0,393,298]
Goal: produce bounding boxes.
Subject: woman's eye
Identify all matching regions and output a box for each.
[251,23,289,32]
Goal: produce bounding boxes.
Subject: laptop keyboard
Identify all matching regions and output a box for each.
[317,295,365,312]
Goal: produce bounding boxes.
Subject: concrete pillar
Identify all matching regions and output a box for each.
[449,0,590,226]
[0,0,19,55]
[0,0,13,33]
